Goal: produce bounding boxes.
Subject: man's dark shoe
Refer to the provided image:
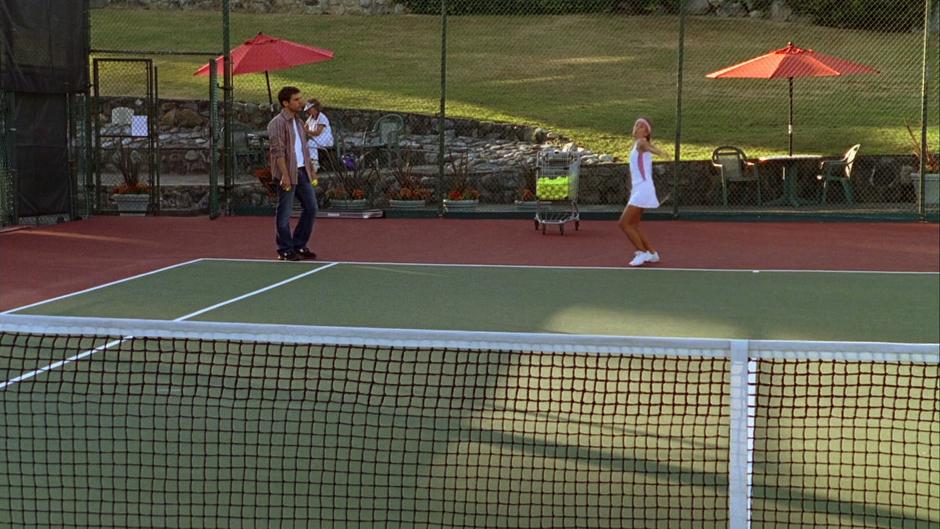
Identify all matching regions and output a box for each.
[277,251,301,261]
[296,248,317,260]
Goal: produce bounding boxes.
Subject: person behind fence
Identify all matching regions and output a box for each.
[268,86,318,262]
[620,117,663,267]
[304,98,334,171]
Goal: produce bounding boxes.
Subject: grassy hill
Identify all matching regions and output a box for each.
[91,8,938,160]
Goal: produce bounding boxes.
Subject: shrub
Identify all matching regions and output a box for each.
[789,0,924,33]
[400,1,924,33]
[400,0,628,16]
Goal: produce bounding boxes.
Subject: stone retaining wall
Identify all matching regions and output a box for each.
[96,97,552,176]
[93,98,921,210]
[102,97,545,141]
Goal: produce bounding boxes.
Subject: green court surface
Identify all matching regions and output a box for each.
[2,260,938,529]
[11,259,940,344]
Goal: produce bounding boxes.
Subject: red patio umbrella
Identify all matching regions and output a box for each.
[194,32,334,105]
[706,42,878,155]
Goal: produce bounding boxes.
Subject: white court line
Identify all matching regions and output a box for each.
[173,262,337,321]
[199,257,940,275]
[0,262,339,390]
[2,258,208,315]
[0,339,124,390]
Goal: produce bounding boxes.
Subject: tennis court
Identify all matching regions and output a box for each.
[4,258,940,342]
[1,257,938,528]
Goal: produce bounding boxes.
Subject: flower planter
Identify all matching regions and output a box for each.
[913,173,940,206]
[112,193,150,215]
[514,200,549,210]
[443,199,479,211]
[329,198,368,210]
[388,199,428,209]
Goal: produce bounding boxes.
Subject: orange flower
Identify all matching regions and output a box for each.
[114,182,149,194]
[462,188,480,200]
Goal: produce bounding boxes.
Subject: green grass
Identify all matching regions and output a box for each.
[91,9,939,160]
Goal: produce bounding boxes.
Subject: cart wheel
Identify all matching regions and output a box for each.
[575,221,580,231]
[559,224,565,235]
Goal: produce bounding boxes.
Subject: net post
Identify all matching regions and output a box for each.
[728,339,751,529]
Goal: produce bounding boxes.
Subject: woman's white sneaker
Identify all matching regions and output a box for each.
[629,251,647,267]
[645,251,660,263]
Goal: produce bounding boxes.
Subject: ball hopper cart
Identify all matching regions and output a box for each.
[534,149,580,235]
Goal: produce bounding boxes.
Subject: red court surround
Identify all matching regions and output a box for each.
[1,216,938,311]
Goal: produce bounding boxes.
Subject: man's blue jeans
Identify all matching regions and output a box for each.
[275,167,317,254]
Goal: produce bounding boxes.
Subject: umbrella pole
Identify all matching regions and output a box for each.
[265,71,273,107]
[788,77,794,156]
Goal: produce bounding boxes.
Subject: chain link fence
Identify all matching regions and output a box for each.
[90,59,158,214]
[683,0,939,211]
[89,3,223,216]
[85,0,939,219]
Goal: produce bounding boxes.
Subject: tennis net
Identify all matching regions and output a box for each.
[0,315,937,529]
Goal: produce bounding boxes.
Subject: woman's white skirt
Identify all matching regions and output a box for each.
[628,180,660,209]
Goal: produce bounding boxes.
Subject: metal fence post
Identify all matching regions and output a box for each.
[920,0,933,220]
[151,65,160,214]
[673,0,686,218]
[437,0,447,216]
[209,58,220,219]
[223,0,233,215]
[82,0,93,218]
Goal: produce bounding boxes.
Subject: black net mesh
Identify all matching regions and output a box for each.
[1,328,938,528]
[750,359,940,529]
[0,90,15,226]
[12,93,71,218]
[0,332,732,528]
[0,0,89,93]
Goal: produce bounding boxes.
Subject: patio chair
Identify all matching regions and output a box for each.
[363,114,404,165]
[817,144,860,205]
[711,146,761,207]
[221,123,265,175]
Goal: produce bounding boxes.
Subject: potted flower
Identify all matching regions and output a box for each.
[387,150,433,208]
[110,141,150,215]
[388,185,433,208]
[513,162,543,209]
[326,185,367,209]
[442,151,480,211]
[253,166,323,204]
[905,123,939,206]
[325,153,377,210]
[253,167,278,199]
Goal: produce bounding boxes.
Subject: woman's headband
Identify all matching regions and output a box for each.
[635,118,652,135]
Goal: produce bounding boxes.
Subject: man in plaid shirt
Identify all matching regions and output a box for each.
[267,86,318,261]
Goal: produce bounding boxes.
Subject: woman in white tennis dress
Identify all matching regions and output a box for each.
[620,117,664,267]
